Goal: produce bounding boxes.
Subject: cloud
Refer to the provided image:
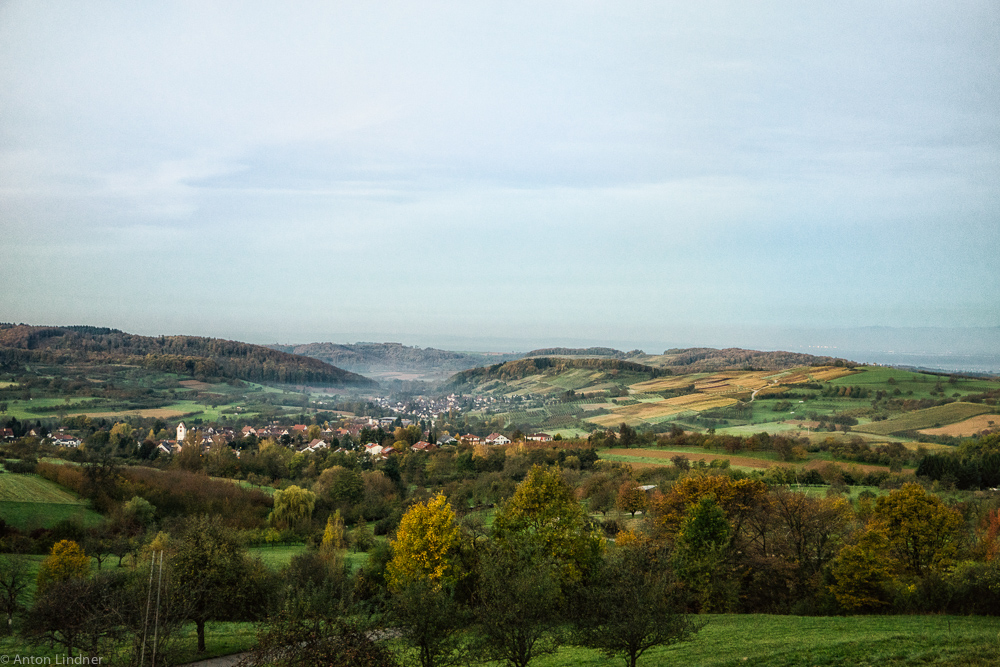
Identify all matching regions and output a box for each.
[0,1,997,342]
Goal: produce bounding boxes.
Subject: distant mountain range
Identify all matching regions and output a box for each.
[0,325,375,387]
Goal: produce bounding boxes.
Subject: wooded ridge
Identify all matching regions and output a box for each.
[0,324,375,387]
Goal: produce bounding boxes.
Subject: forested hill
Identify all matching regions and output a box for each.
[653,347,854,372]
[0,325,375,387]
[447,347,856,387]
[523,346,641,358]
[268,341,522,374]
[448,356,669,386]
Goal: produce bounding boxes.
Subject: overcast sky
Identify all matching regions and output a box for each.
[1,2,998,353]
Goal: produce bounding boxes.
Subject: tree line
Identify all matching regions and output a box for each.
[0,325,374,386]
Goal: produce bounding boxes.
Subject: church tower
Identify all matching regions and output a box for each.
[176,422,186,443]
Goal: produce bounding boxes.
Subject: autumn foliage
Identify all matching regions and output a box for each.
[36,540,90,592]
[387,494,461,591]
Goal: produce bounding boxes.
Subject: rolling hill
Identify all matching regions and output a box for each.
[0,324,375,387]
[268,341,522,381]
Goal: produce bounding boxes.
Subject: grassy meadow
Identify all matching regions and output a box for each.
[0,473,103,530]
[854,403,993,436]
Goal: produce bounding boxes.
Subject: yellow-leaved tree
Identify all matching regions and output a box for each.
[830,483,963,611]
[320,509,346,556]
[36,540,90,592]
[493,465,604,584]
[387,493,460,591]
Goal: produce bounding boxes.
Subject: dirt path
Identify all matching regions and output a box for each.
[750,379,778,402]
[176,653,250,667]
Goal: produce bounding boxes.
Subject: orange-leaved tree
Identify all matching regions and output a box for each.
[648,474,767,540]
[616,481,648,518]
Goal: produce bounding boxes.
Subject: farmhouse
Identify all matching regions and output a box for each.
[300,439,329,454]
[50,434,81,448]
[485,433,511,445]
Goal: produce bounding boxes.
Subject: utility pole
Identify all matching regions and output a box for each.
[152,550,164,667]
[140,552,155,666]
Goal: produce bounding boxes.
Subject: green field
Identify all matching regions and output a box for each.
[0,474,81,503]
[0,610,994,667]
[715,420,807,436]
[854,402,993,436]
[548,428,592,439]
[533,614,1000,667]
[249,544,308,568]
[387,614,1000,667]
[248,535,380,573]
[0,474,103,530]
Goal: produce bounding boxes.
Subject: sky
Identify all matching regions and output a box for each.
[1,1,998,357]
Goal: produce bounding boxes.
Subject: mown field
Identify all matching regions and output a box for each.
[0,473,103,530]
[920,413,1000,437]
[854,403,993,436]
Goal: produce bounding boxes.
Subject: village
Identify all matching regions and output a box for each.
[162,418,554,461]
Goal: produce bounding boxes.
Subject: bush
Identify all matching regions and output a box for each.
[373,513,400,537]
[600,518,623,538]
[3,459,36,474]
[945,561,1000,615]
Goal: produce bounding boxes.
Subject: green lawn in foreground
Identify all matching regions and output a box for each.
[1,608,997,666]
[522,614,1000,667]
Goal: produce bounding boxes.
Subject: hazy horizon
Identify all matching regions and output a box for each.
[7,319,999,373]
[2,3,998,353]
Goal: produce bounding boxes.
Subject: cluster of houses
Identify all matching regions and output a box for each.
[4,418,555,458]
[1,427,82,447]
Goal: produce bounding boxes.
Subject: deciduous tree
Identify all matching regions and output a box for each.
[321,510,347,555]
[473,535,563,667]
[0,554,29,633]
[36,540,90,592]
[573,541,700,667]
[670,496,736,612]
[616,482,648,517]
[269,485,317,534]
[172,516,272,652]
[872,483,963,577]
[387,494,460,592]
[492,465,602,585]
